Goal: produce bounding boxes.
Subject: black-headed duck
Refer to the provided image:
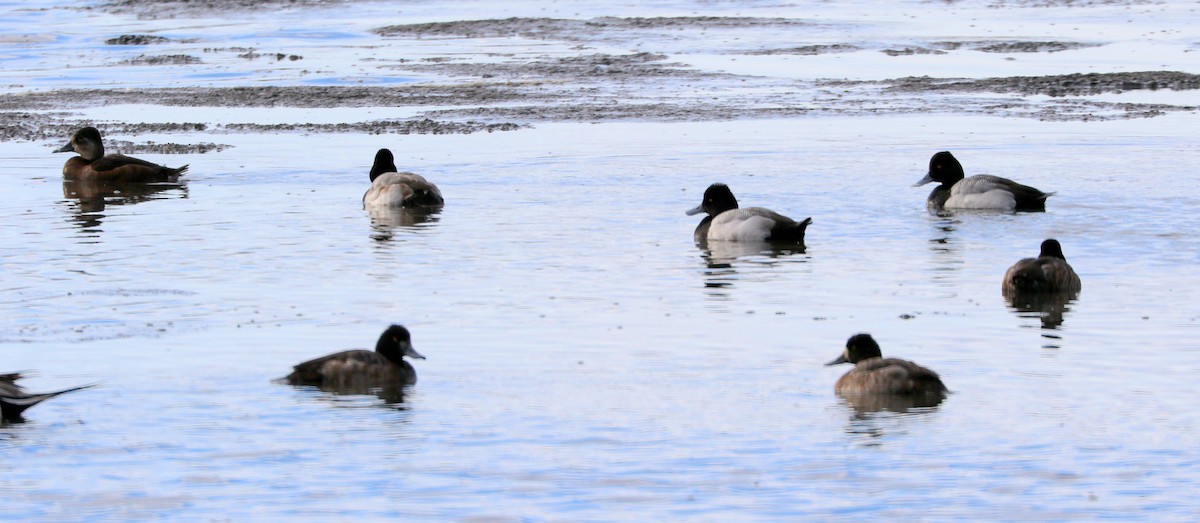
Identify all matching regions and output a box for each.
[1,372,96,421]
[54,127,188,182]
[914,151,1052,211]
[825,334,947,396]
[283,325,426,387]
[362,148,444,209]
[686,183,812,245]
[1003,239,1082,294]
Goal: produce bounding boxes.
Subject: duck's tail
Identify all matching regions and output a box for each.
[170,164,190,177]
[1,382,97,420]
[777,217,812,244]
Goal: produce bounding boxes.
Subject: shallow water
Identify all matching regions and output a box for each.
[4,0,1200,521]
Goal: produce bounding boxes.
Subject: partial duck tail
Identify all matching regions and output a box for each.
[1,379,97,420]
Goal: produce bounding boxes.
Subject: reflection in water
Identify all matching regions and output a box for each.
[699,240,807,293]
[927,216,963,281]
[291,383,409,409]
[61,180,187,231]
[367,206,441,242]
[839,392,945,415]
[1004,288,1079,338]
[837,393,944,446]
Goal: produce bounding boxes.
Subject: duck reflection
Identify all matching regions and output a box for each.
[838,391,945,415]
[927,216,964,281]
[367,206,441,242]
[297,382,410,408]
[839,396,944,447]
[699,240,807,294]
[61,179,187,230]
[1004,288,1078,331]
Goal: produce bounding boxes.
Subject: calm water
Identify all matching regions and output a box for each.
[3,1,1200,521]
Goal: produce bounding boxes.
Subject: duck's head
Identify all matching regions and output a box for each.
[686,183,740,217]
[913,151,965,187]
[369,148,399,182]
[54,127,105,161]
[1039,239,1067,260]
[826,333,883,366]
[375,324,425,363]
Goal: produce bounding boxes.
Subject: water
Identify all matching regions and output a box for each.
[3,1,1200,521]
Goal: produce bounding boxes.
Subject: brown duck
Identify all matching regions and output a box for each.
[1002,239,1082,294]
[54,126,189,182]
[826,334,947,396]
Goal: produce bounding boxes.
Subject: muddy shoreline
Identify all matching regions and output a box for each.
[3,12,1197,152]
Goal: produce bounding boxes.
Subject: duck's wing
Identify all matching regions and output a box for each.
[1040,258,1081,292]
[364,173,413,208]
[364,172,443,208]
[90,154,162,172]
[1005,257,1080,292]
[285,349,391,385]
[393,172,444,206]
[847,358,946,395]
[90,154,188,180]
[957,175,1050,209]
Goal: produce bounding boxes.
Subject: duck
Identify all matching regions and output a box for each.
[1002,239,1082,294]
[362,148,444,209]
[913,151,1052,211]
[283,325,426,387]
[1,372,96,421]
[685,183,812,244]
[53,126,188,182]
[825,334,947,396]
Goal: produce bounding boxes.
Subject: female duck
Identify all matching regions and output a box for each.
[1,372,95,421]
[825,334,947,396]
[686,183,811,244]
[362,148,444,209]
[913,151,1051,211]
[1003,239,1081,294]
[283,325,426,387]
[54,127,188,182]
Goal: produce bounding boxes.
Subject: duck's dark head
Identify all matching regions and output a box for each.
[1039,239,1067,260]
[913,151,965,187]
[686,183,739,217]
[826,333,883,366]
[375,324,425,364]
[369,148,399,182]
[54,126,105,161]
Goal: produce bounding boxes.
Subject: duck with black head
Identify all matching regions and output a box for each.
[1003,239,1082,294]
[826,334,947,396]
[362,148,444,209]
[914,151,1052,211]
[1,372,96,421]
[54,127,188,183]
[282,325,426,388]
[686,183,812,245]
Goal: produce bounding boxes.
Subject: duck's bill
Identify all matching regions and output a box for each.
[53,143,73,154]
[912,173,935,187]
[825,354,848,366]
[685,204,704,216]
[405,345,426,360]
